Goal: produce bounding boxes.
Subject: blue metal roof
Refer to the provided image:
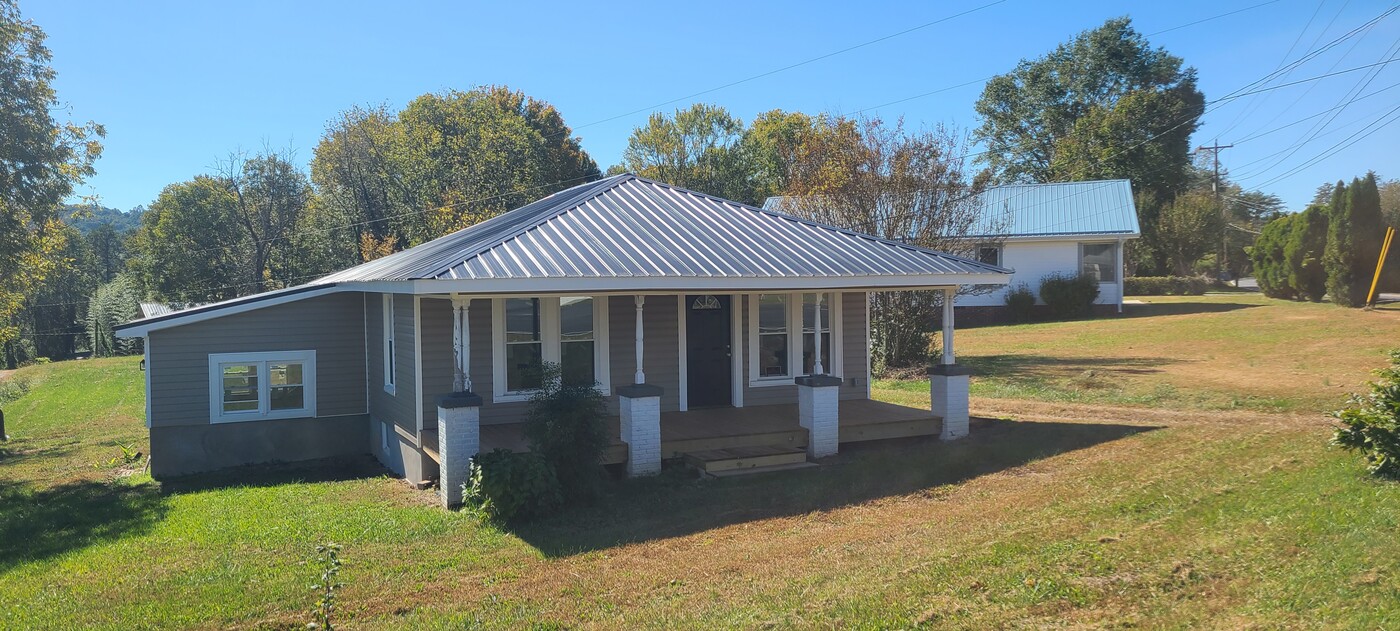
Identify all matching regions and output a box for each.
[317,174,1009,283]
[763,179,1140,239]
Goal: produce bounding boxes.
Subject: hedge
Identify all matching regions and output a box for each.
[1124,276,1209,296]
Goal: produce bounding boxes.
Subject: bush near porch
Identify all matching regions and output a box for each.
[1,294,1398,629]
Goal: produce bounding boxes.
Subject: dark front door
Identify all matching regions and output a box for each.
[686,294,732,408]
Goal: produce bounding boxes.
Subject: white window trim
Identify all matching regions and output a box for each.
[977,244,1004,267]
[747,292,843,388]
[382,294,396,395]
[1079,242,1119,284]
[208,350,317,423]
[491,297,611,403]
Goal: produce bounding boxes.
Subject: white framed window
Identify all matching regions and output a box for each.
[382,294,396,395]
[749,292,843,387]
[492,296,610,402]
[1079,243,1117,282]
[977,245,1003,267]
[208,350,317,423]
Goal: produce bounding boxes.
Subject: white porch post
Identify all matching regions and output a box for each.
[633,295,646,385]
[619,295,661,476]
[931,287,971,441]
[812,293,825,375]
[451,295,472,393]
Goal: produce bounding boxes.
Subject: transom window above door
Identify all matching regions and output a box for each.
[492,296,610,402]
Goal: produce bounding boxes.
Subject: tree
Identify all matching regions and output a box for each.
[220,150,313,293]
[0,0,104,347]
[1284,205,1329,302]
[85,222,126,283]
[740,109,820,203]
[128,177,247,303]
[311,87,599,253]
[1252,213,1295,300]
[1380,177,1400,229]
[771,115,993,370]
[1325,174,1386,307]
[1154,191,1225,275]
[87,274,142,357]
[618,103,752,203]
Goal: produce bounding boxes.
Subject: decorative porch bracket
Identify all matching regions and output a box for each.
[796,375,842,458]
[437,392,482,508]
[618,383,663,476]
[932,287,971,440]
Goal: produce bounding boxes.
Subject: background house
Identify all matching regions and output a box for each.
[765,179,1139,319]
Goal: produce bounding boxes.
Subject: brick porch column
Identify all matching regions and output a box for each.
[436,392,482,508]
[929,364,971,440]
[617,384,663,476]
[796,375,842,458]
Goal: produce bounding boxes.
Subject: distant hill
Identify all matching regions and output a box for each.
[61,204,145,234]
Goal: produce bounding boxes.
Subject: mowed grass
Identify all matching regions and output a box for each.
[877,293,1400,413]
[0,295,1397,629]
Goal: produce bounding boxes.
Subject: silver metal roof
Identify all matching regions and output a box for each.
[317,174,1008,283]
[763,179,1140,239]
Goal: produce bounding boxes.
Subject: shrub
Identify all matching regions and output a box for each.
[1123,276,1209,296]
[464,448,563,522]
[524,362,609,504]
[1331,350,1400,479]
[0,376,30,405]
[1003,283,1036,322]
[1038,272,1100,319]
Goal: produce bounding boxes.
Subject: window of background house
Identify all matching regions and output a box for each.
[559,296,595,386]
[1080,243,1117,282]
[978,245,1002,267]
[758,294,789,378]
[801,293,831,375]
[505,297,543,391]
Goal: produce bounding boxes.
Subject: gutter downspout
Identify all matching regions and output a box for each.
[1117,237,1126,314]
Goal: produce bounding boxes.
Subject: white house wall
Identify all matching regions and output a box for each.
[956,240,1122,307]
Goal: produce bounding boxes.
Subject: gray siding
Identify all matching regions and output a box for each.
[740,292,869,406]
[419,297,454,428]
[366,293,418,435]
[147,292,367,428]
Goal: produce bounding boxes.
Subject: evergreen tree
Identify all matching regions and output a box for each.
[86,274,142,357]
[1252,214,1296,299]
[1284,205,1328,302]
[1325,174,1386,307]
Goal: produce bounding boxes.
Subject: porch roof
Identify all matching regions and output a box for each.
[316,174,1010,284]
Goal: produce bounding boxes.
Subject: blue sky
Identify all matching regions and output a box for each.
[30,0,1400,212]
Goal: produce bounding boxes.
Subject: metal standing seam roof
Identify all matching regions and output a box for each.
[763,179,1141,239]
[315,173,1009,283]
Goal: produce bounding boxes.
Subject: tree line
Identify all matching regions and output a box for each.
[1252,173,1399,307]
[7,5,1338,369]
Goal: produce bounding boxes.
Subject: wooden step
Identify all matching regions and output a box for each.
[707,461,819,478]
[682,445,808,473]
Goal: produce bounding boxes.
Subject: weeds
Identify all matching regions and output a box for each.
[308,542,344,630]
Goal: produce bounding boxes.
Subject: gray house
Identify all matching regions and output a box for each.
[117,174,1009,505]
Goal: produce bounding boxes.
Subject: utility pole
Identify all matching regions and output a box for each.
[1197,140,1233,280]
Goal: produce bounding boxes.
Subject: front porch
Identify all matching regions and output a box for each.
[423,399,942,467]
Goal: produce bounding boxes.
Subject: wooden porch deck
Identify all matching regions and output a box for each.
[460,399,941,465]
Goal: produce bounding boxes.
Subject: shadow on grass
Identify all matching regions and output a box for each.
[158,454,393,495]
[961,354,1180,380]
[512,417,1160,557]
[1122,301,1262,318]
[0,479,167,572]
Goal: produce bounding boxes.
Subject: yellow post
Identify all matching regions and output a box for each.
[1367,226,1396,307]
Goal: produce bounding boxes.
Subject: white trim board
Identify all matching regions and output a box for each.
[490,296,612,403]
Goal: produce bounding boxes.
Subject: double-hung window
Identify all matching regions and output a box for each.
[750,292,842,386]
[756,294,789,378]
[1079,243,1117,282]
[382,295,396,394]
[209,350,317,423]
[493,297,610,401]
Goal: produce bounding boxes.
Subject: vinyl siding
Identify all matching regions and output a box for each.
[739,292,868,407]
[147,292,366,428]
[366,292,418,435]
[419,297,454,429]
[957,239,1123,307]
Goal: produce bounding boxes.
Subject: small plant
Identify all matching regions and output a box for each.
[308,542,344,630]
[92,442,143,469]
[1331,350,1400,479]
[1039,272,1101,319]
[524,362,609,504]
[0,376,30,405]
[464,448,563,523]
[1003,283,1036,322]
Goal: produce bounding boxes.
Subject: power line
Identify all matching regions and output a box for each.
[1212,0,1329,138]
[1249,102,1400,188]
[1147,0,1284,35]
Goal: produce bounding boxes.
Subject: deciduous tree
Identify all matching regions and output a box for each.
[618,103,751,202]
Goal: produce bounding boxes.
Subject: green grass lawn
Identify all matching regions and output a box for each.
[1,295,1398,629]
